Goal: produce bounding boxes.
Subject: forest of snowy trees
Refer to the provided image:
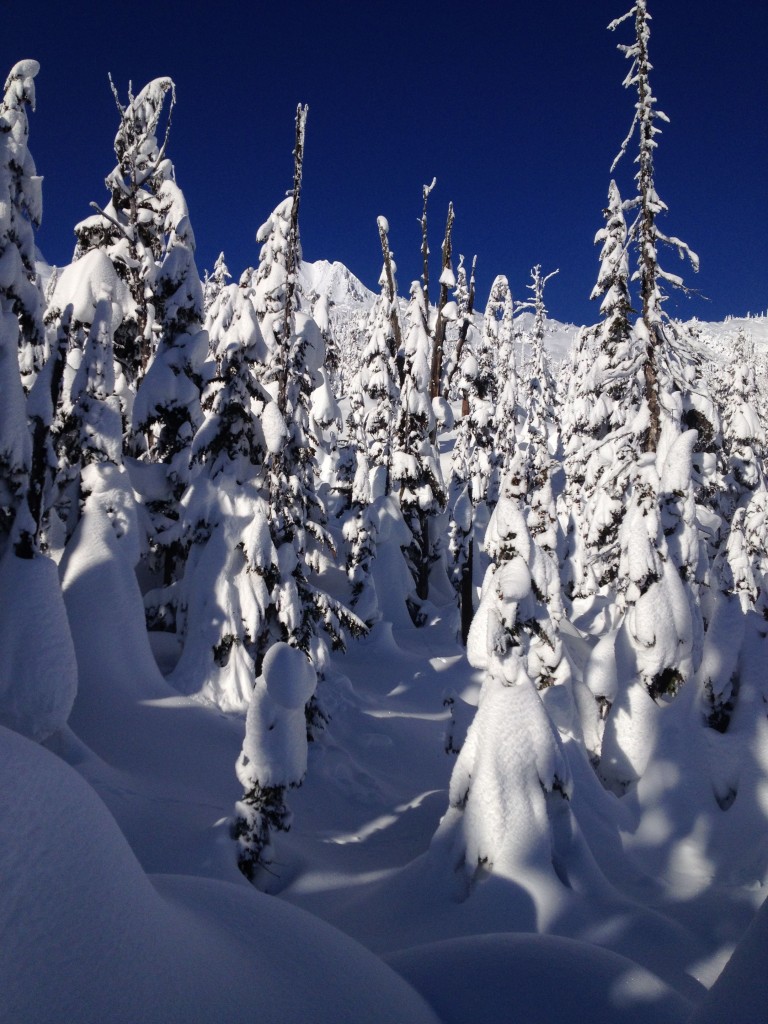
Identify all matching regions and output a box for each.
[2,3,767,1023]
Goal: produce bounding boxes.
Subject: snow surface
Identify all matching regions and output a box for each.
[386,933,691,1024]
[0,726,440,1024]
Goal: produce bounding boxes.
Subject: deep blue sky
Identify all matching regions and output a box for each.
[4,1,765,325]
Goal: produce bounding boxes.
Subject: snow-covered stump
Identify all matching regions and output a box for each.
[234,642,316,881]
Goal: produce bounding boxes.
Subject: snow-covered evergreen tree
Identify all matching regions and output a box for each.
[609,0,699,452]
[252,109,359,677]
[0,61,78,744]
[718,332,765,520]
[0,60,44,395]
[234,643,316,878]
[447,267,495,639]
[433,488,574,892]
[392,281,446,608]
[131,165,208,579]
[166,278,274,711]
[560,180,642,605]
[60,297,123,471]
[0,60,42,554]
[484,275,518,504]
[360,250,400,490]
[598,435,700,790]
[202,251,231,314]
[74,77,177,406]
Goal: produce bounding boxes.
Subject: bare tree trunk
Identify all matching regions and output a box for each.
[460,531,474,644]
[643,324,663,453]
[277,103,308,418]
[377,217,403,355]
[420,178,436,311]
[429,202,455,406]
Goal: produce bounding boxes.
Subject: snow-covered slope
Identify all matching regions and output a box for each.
[0,726,440,1024]
[299,258,375,308]
[299,257,581,366]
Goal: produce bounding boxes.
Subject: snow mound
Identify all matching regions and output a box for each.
[263,641,316,710]
[386,932,691,1024]
[0,726,440,1024]
[688,894,768,1024]
[0,550,77,741]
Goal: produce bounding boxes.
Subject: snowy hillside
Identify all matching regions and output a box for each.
[299,257,582,368]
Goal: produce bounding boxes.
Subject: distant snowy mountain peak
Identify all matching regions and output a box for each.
[300,259,375,308]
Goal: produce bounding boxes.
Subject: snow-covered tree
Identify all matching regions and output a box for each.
[166,277,274,711]
[250,107,365,708]
[560,180,642,604]
[428,200,456,410]
[0,60,43,554]
[609,0,699,452]
[202,251,231,314]
[718,333,765,519]
[514,268,562,628]
[59,297,123,471]
[0,61,78,745]
[360,248,400,489]
[74,77,177,403]
[484,275,518,503]
[392,281,446,607]
[0,59,44,394]
[131,164,208,579]
[598,436,700,791]
[518,266,559,472]
[72,76,209,577]
[234,643,316,878]
[447,267,494,639]
[432,489,574,892]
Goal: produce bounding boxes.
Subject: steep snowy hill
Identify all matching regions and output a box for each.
[299,257,582,368]
[299,258,375,307]
[298,260,768,372]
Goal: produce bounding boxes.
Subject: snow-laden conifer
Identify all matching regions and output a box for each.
[235,123,367,873]
[234,642,316,878]
[433,485,576,893]
[360,251,400,487]
[598,441,698,790]
[61,297,123,470]
[718,333,765,520]
[0,61,43,553]
[518,266,559,470]
[251,111,361,672]
[484,275,518,504]
[0,60,44,394]
[447,264,493,639]
[512,268,564,632]
[131,163,207,471]
[166,269,274,711]
[0,61,79,744]
[428,201,456,411]
[609,0,699,452]
[75,77,177,398]
[392,281,446,607]
[202,252,231,314]
[560,181,643,606]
